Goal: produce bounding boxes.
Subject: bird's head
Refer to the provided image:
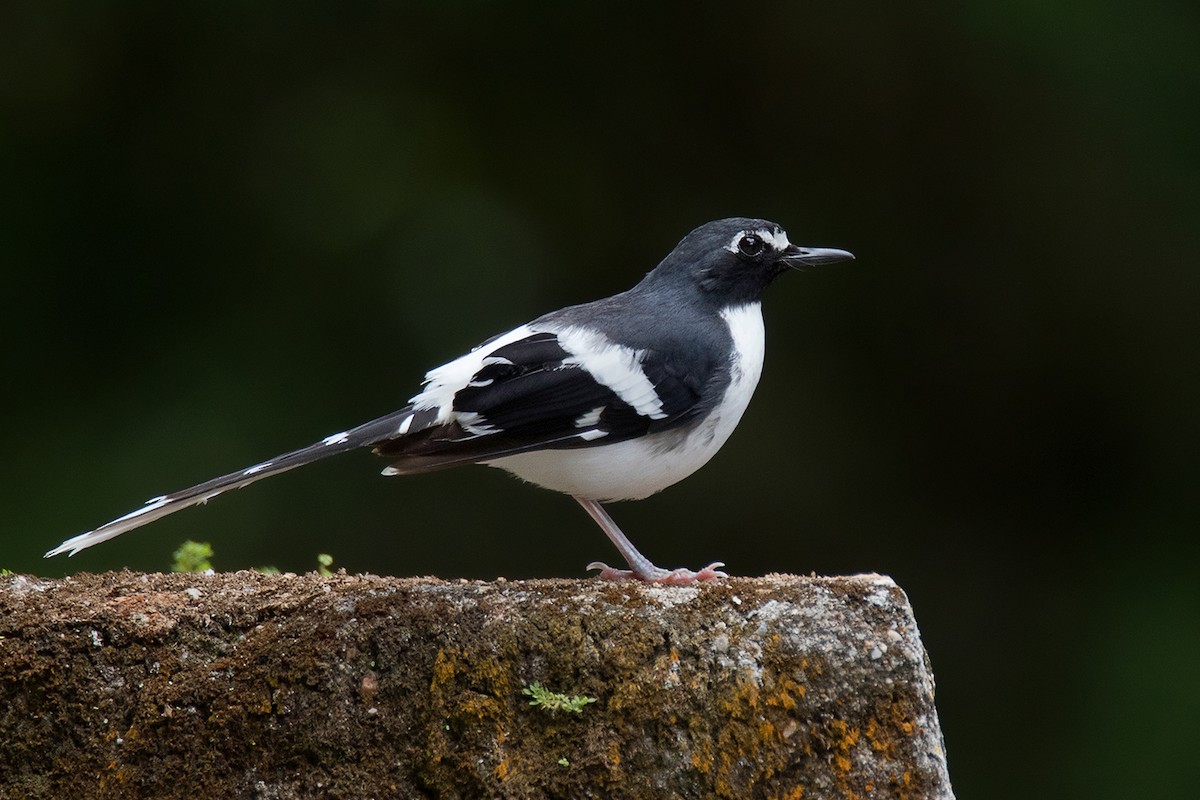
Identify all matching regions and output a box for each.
[643,217,854,307]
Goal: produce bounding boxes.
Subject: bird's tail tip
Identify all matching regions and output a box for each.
[44,536,88,558]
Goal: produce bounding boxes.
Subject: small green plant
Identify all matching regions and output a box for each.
[522,682,597,715]
[557,757,570,767]
[172,545,332,575]
[171,540,213,573]
[0,568,13,576]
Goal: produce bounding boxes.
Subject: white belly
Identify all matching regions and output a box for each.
[487,303,765,501]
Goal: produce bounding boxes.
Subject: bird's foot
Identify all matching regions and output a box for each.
[587,560,727,585]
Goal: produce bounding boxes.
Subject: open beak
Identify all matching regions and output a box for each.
[782,245,855,268]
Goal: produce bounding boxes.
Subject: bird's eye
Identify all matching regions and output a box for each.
[737,233,764,257]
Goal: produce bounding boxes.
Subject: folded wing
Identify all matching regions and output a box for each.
[375,325,717,474]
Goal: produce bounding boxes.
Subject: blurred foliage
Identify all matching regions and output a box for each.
[170,540,213,573]
[2,2,1198,797]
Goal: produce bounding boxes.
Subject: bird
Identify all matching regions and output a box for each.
[46,217,853,583]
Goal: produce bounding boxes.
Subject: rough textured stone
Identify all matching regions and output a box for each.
[0,571,953,799]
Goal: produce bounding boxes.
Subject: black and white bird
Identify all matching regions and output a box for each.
[46,218,853,583]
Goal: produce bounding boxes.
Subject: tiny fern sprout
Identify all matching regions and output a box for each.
[521,681,597,714]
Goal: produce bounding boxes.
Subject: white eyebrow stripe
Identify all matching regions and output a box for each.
[725,227,791,253]
[555,327,667,420]
[762,227,790,250]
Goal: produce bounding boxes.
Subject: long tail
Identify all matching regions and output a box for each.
[45,408,418,557]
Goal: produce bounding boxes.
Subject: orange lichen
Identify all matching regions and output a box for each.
[765,675,806,711]
[691,745,714,774]
[829,719,861,748]
[770,786,805,800]
[431,648,455,687]
[608,739,622,767]
[454,692,501,721]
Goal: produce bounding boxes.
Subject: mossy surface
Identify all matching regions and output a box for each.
[0,571,953,799]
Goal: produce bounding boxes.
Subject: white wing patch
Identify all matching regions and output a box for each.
[556,327,667,420]
[467,356,513,388]
[409,322,667,437]
[574,405,609,441]
[574,406,605,428]
[410,325,536,423]
[456,411,497,436]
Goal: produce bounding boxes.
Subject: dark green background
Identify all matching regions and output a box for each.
[4,3,1198,797]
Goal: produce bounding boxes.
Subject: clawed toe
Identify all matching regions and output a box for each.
[586,561,635,581]
[587,560,728,585]
[691,561,729,581]
[656,562,728,584]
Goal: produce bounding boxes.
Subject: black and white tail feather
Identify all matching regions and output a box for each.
[46,217,853,583]
[46,409,413,557]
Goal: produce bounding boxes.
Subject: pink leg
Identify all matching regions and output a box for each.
[574,496,727,585]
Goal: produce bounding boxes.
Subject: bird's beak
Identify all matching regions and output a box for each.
[782,245,855,269]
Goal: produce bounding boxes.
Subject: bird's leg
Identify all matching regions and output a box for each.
[574,496,727,584]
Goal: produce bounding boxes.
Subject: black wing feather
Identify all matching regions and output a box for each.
[374,329,720,471]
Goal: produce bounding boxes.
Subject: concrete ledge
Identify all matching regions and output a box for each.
[0,571,953,799]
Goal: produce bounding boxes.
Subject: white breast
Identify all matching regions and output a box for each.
[487,303,765,501]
